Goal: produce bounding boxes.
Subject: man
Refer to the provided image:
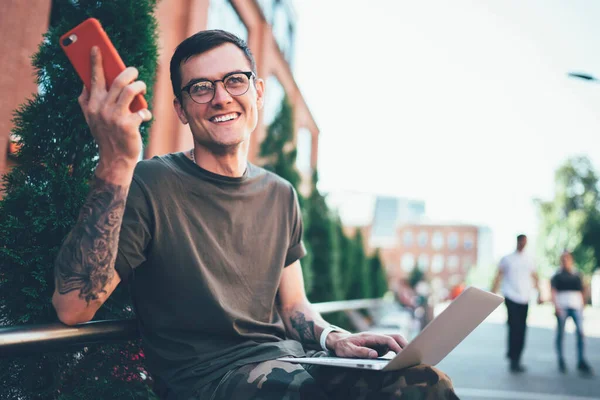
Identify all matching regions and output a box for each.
[491,234,540,373]
[52,30,458,399]
[551,251,592,375]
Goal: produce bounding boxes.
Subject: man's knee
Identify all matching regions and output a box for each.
[400,365,448,385]
[398,365,458,400]
[214,360,325,400]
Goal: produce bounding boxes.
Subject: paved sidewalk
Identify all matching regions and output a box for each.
[435,303,600,399]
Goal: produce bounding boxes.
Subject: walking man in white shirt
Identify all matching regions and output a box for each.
[491,234,540,373]
[551,251,593,375]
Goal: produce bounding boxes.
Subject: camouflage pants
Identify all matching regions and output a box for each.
[193,351,459,400]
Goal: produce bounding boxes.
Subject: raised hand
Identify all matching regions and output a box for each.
[77,46,152,183]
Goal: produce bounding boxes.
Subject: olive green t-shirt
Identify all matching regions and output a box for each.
[114,152,307,398]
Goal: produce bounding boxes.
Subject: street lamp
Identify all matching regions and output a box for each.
[567,72,600,83]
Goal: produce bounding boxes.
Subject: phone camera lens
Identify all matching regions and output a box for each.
[62,34,77,47]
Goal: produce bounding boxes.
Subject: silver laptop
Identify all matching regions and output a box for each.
[278,286,503,371]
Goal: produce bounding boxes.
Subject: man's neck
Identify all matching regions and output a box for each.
[191,142,249,178]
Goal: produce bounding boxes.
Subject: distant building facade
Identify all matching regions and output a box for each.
[328,192,494,296]
[377,223,493,297]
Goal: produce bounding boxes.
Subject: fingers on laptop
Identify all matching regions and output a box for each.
[360,334,403,357]
[346,342,380,359]
[388,333,408,348]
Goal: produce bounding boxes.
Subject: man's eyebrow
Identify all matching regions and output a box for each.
[183,70,247,87]
[182,77,209,88]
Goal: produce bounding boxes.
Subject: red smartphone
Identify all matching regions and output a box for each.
[60,18,147,113]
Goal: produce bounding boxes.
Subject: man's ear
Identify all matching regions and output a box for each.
[255,78,265,110]
[173,97,189,125]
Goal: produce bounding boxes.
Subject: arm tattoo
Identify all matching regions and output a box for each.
[54,176,128,303]
[289,311,317,345]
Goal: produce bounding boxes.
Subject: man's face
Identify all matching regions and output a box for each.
[561,252,574,270]
[174,43,264,152]
[517,237,527,251]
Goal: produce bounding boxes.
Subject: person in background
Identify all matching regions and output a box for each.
[551,251,593,375]
[491,234,541,373]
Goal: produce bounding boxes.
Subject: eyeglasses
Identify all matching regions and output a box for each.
[180,71,255,104]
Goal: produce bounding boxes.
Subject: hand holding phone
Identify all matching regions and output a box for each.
[60,18,148,113]
[60,18,152,182]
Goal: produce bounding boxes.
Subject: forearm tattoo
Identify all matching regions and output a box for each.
[54,176,127,303]
[289,311,317,345]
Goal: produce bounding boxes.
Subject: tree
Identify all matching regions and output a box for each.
[0,1,158,398]
[335,216,352,299]
[305,170,342,303]
[408,265,425,289]
[344,230,371,300]
[369,249,388,298]
[259,95,314,294]
[259,95,301,191]
[536,156,600,276]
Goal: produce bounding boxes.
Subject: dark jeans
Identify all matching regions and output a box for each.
[556,308,585,363]
[505,297,528,363]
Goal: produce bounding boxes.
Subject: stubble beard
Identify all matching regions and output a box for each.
[196,136,245,156]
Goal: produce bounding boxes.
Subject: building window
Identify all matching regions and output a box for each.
[417,254,429,272]
[431,254,444,273]
[418,231,428,247]
[403,231,413,247]
[432,231,444,250]
[463,256,474,271]
[401,253,415,272]
[295,128,312,174]
[271,0,295,64]
[449,274,463,286]
[447,255,459,271]
[256,0,275,23]
[464,234,474,250]
[207,0,248,42]
[263,75,286,126]
[431,277,444,292]
[448,232,458,250]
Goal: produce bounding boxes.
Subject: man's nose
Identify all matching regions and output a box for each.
[211,82,233,106]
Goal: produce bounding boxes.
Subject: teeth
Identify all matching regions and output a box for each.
[213,113,237,122]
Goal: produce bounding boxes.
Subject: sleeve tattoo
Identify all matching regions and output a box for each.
[54,176,128,303]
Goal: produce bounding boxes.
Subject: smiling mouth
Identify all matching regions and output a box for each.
[210,112,240,123]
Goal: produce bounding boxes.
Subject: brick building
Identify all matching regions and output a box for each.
[378,223,493,296]
[329,192,494,297]
[0,0,319,195]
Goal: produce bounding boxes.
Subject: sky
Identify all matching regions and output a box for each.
[292,0,600,260]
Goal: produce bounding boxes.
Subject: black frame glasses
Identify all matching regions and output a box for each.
[180,71,255,104]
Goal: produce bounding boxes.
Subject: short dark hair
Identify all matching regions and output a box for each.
[170,30,257,102]
[517,234,527,241]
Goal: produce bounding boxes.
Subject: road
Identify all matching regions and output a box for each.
[436,304,600,400]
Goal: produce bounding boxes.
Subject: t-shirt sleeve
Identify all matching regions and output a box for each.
[498,256,507,273]
[114,177,153,283]
[284,186,307,267]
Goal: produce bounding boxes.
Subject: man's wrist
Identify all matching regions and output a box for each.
[325,331,349,351]
[95,158,136,186]
[320,325,350,351]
